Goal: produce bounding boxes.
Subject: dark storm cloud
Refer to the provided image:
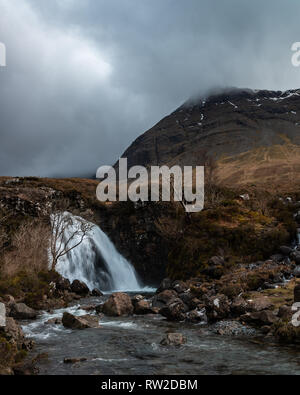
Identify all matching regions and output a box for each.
[0,0,300,176]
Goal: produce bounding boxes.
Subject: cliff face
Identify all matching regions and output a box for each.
[119,87,300,187]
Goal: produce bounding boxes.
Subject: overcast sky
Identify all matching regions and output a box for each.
[1,0,300,177]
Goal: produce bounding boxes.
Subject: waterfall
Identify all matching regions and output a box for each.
[51,212,145,293]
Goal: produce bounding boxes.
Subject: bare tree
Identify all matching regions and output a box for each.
[49,211,94,271]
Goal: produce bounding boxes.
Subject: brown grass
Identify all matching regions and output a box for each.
[1,220,50,278]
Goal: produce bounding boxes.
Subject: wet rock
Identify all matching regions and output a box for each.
[178,292,193,306]
[241,310,278,327]
[156,278,172,294]
[278,305,292,321]
[279,246,293,256]
[160,299,186,321]
[62,312,100,330]
[186,308,208,324]
[81,305,96,312]
[231,296,248,316]
[56,277,71,292]
[9,303,37,320]
[294,284,300,303]
[134,300,152,315]
[95,304,104,314]
[293,266,300,278]
[64,357,87,364]
[204,294,231,322]
[91,289,103,297]
[152,290,177,309]
[0,303,6,328]
[13,361,39,376]
[160,333,186,346]
[102,293,134,317]
[212,320,256,337]
[45,317,62,325]
[70,280,90,296]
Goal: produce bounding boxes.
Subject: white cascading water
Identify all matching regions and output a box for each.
[51,212,145,293]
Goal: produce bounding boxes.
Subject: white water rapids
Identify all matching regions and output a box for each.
[50,212,150,293]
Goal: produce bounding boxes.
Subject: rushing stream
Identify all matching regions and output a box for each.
[19,213,300,375]
[22,294,300,375]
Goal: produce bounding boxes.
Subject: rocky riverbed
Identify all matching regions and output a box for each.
[18,292,300,375]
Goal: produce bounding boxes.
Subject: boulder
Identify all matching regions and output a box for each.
[231,296,248,316]
[9,303,37,320]
[62,312,100,330]
[45,317,62,325]
[294,284,300,303]
[156,278,172,294]
[186,308,208,324]
[152,290,177,309]
[278,305,293,321]
[172,280,189,294]
[160,333,186,346]
[134,300,153,315]
[160,299,186,321]
[202,256,225,279]
[247,296,272,312]
[2,317,27,348]
[70,280,90,296]
[102,293,134,317]
[91,289,103,297]
[64,357,87,364]
[204,294,231,322]
[56,277,71,291]
[178,292,193,306]
[241,310,278,327]
[279,246,293,256]
[0,303,6,328]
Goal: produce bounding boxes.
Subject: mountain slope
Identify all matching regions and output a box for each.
[119,87,300,187]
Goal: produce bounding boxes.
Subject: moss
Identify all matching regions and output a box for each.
[274,321,300,344]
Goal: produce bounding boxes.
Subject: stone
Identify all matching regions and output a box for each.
[9,303,37,320]
[45,317,62,325]
[278,305,292,321]
[56,277,71,291]
[186,308,208,324]
[62,312,100,330]
[70,280,90,296]
[0,303,6,328]
[294,284,300,303]
[152,290,177,309]
[270,254,284,263]
[290,251,300,265]
[204,294,231,322]
[134,300,152,315]
[202,256,225,279]
[231,296,248,316]
[102,293,134,317]
[279,246,293,256]
[64,357,87,364]
[156,278,172,294]
[160,333,186,346]
[160,299,186,321]
[241,310,278,326]
[91,289,103,297]
[172,280,189,294]
[247,296,272,312]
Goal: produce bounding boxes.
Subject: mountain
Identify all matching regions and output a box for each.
[119,87,300,187]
